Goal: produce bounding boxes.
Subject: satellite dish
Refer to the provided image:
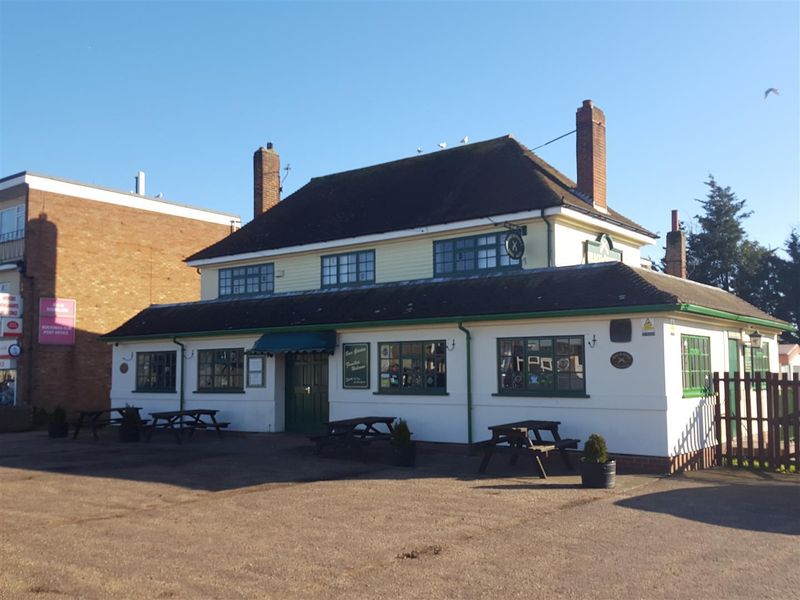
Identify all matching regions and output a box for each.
[460,136,469,144]
[438,142,447,150]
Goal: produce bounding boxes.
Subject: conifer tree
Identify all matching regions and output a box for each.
[686,176,752,291]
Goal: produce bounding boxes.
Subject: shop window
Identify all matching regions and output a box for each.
[198,348,244,392]
[135,351,177,392]
[434,232,521,276]
[219,263,274,297]
[681,334,711,397]
[378,341,446,394]
[321,250,375,286]
[498,336,585,396]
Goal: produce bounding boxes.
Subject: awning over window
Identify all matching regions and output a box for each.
[247,331,337,355]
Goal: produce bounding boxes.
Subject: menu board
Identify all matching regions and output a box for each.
[343,343,370,389]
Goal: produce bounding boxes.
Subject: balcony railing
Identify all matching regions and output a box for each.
[0,236,24,263]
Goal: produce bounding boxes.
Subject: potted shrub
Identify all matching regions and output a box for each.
[47,405,69,438]
[118,405,141,443]
[580,433,616,488]
[391,418,416,467]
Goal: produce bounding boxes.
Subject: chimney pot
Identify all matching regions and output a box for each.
[671,209,679,232]
[254,145,280,219]
[575,100,607,212]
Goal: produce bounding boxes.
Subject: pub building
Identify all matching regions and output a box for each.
[104,102,791,472]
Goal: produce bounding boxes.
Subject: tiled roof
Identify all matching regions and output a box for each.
[188,136,655,261]
[103,263,787,340]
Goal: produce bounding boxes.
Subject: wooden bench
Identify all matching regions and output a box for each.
[478,420,579,479]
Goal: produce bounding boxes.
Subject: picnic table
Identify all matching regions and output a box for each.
[310,416,396,458]
[477,420,580,479]
[73,406,146,440]
[146,409,230,443]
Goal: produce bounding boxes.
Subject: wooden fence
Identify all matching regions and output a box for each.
[713,372,799,471]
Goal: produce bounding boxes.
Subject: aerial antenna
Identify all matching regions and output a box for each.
[281,164,291,191]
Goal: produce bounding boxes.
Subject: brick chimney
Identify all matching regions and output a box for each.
[576,99,607,212]
[254,143,280,218]
[664,209,687,278]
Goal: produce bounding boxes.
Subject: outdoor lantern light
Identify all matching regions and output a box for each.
[748,330,763,348]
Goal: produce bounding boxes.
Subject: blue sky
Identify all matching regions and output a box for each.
[1,1,798,260]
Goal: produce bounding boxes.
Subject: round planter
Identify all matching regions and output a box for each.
[48,422,69,439]
[580,459,616,488]
[392,441,417,467]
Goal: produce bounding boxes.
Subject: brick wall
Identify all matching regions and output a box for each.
[20,188,233,411]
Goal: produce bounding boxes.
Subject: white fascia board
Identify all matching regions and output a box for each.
[544,206,657,245]
[187,209,546,267]
[8,174,241,226]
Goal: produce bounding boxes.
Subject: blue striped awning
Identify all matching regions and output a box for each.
[247,331,336,355]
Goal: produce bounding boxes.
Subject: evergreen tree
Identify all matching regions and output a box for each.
[686,176,752,291]
[777,229,800,339]
[734,240,782,316]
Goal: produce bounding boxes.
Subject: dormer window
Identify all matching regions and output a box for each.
[322,250,375,287]
[219,263,274,297]
[434,233,521,276]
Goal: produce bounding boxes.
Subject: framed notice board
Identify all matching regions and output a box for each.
[343,343,370,389]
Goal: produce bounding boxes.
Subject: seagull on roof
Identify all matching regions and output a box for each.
[438,142,447,150]
[764,87,780,99]
[416,147,423,154]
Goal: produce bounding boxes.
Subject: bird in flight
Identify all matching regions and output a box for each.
[764,87,780,99]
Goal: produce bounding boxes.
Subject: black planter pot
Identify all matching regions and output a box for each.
[392,441,417,467]
[580,459,616,488]
[118,426,140,443]
[48,422,69,438]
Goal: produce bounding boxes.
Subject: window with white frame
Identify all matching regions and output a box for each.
[0,205,25,243]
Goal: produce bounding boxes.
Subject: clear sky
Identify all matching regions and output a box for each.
[1,0,798,261]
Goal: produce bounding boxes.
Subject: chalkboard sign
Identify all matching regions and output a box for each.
[343,343,370,389]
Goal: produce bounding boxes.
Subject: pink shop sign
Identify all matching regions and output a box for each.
[39,298,76,345]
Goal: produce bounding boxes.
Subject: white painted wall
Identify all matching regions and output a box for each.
[552,220,643,268]
[110,336,277,432]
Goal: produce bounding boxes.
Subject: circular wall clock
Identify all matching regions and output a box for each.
[610,351,633,369]
[505,233,525,259]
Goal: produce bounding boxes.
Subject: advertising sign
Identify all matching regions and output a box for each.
[38,298,77,345]
[343,343,370,389]
[1,317,22,337]
[0,293,22,318]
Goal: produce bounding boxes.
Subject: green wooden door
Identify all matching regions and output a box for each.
[285,353,329,434]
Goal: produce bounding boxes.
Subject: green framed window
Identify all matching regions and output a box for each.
[198,348,244,391]
[434,232,521,276]
[378,341,446,394]
[135,351,177,392]
[681,334,711,397]
[219,263,274,297]
[321,250,375,287]
[497,336,585,396]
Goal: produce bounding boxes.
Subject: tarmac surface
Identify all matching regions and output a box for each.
[0,430,797,599]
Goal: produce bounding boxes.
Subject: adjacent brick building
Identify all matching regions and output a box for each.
[0,172,240,411]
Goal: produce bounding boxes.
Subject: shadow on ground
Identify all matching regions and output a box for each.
[0,430,585,492]
[615,481,800,535]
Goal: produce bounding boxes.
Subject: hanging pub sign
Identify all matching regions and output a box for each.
[38,298,77,345]
[343,343,370,389]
